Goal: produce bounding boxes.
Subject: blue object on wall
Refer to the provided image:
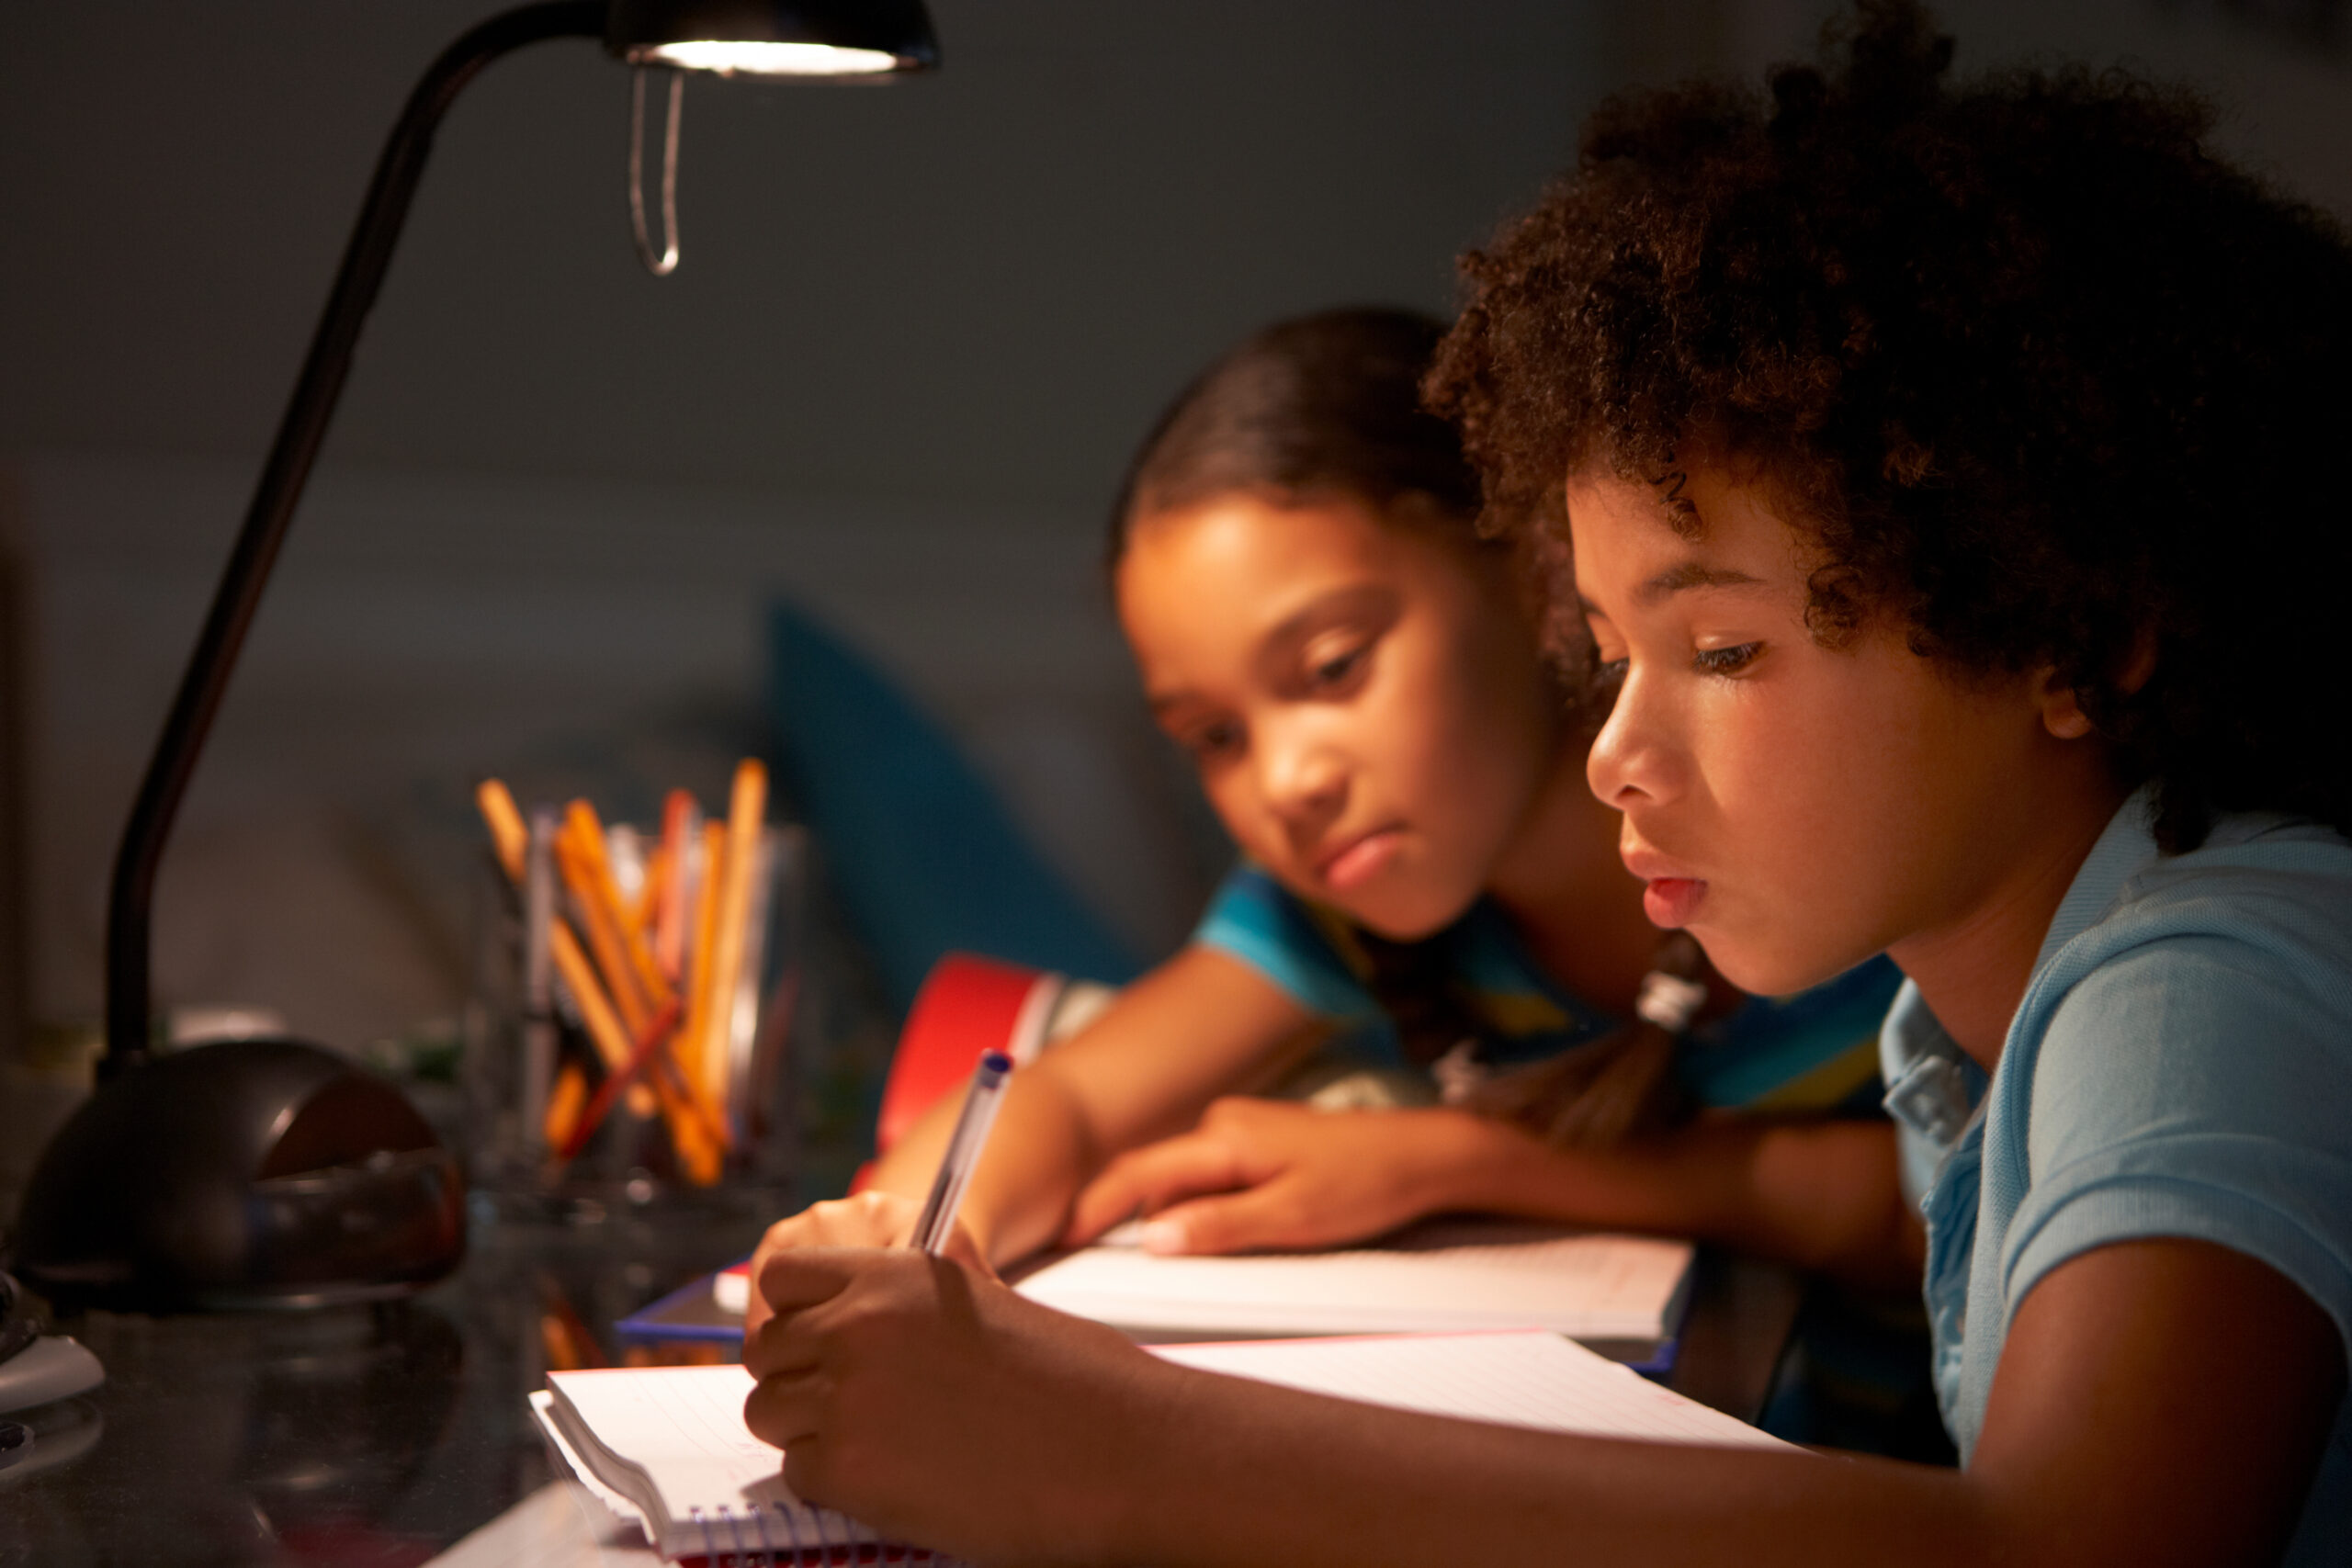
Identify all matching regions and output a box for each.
[765,601,1143,1014]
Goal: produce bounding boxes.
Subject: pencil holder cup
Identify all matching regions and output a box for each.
[461,815,807,1224]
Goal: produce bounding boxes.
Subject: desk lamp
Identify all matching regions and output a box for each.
[14,0,939,1312]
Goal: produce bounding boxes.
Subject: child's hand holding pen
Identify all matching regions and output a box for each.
[741,1244,1166,1565]
[740,1192,989,1336]
[741,1053,1013,1335]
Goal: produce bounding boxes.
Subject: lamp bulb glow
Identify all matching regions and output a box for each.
[638,39,904,76]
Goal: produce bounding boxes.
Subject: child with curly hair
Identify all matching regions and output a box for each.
[755,306,1908,1297]
[740,6,2352,1561]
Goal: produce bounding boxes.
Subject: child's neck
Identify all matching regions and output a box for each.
[1890,779,2128,1070]
[1485,750,1662,1019]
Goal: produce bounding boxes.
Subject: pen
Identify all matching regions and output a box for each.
[909,1051,1014,1256]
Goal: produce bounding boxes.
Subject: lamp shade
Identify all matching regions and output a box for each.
[605,0,939,76]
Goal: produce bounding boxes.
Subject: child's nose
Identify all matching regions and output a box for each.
[1586,669,1674,809]
[1259,728,1347,822]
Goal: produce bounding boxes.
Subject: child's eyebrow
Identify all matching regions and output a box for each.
[1262,584,1393,647]
[1632,560,1765,607]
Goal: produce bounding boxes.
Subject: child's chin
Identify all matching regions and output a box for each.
[1346,890,1473,945]
[1691,932,1851,1000]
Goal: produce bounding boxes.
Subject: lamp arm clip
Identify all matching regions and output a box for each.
[629,66,684,276]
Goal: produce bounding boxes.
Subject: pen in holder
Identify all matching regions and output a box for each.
[465,762,802,1219]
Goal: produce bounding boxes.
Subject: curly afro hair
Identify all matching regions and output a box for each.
[1427,0,2352,850]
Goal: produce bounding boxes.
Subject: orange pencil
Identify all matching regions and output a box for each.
[543,1059,590,1150]
[476,781,669,1128]
[653,788,698,983]
[697,760,767,1121]
[634,841,671,942]
[562,800,674,1018]
[675,819,726,1132]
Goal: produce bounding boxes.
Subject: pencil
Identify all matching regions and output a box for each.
[634,840,671,949]
[543,1058,590,1152]
[698,760,767,1129]
[477,780,714,1141]
[480,781,656,1120]
[559,996,684,1162]
[561,799,674,1021]
[677,817,727,1136]
[652,788,698,983]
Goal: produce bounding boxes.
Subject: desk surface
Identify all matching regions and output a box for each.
[1,1216,1799,1568]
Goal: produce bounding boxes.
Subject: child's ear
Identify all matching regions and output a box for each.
[2035,629,2155,740]
[2034,668,2097,740]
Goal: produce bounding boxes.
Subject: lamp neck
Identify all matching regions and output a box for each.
[102,1,606,1077]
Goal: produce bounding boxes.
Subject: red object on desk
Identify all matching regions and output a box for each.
[876,953,1061,1156]
[717,953,1064,1311]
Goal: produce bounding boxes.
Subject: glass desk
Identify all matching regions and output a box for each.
[0,1215,1800,1567]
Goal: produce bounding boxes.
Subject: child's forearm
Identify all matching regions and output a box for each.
[744,1239,2336,1568]
[1119,1356,1992,1568]
[1406,1108,1921,1288]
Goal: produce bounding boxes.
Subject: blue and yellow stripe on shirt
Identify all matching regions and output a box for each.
[1193,862,1900,1114]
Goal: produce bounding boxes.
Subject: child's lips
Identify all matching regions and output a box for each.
[1320,828,1404,892]
[1621,845,1707,928]
[1641,876,1708,929]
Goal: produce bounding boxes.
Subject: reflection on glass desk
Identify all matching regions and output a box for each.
[0,1216,1802,1568]
[0,1205,773,1568]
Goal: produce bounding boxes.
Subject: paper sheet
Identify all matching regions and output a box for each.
[542,1367,888,1561]
[1015,1219,1693,1340]
[1151,1329,1792,1450]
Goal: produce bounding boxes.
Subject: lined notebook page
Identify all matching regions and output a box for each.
[535,1332,1785,1562]
[1015,1219,1692,1340]
[543,1366,899,1560]
[1152,1330,1792,1450]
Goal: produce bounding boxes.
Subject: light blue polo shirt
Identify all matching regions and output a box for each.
[1881,789,2352,1562]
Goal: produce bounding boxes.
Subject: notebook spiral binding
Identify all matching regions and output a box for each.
[684,1502,968,1566]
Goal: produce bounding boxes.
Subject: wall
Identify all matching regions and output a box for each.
[0,2,2346,1200]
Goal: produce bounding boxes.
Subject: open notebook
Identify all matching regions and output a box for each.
[655,1220,1693,1368]
[535,1366,956,1565]
[534,1328,1789,1564]
[1010,1218,1695,1357]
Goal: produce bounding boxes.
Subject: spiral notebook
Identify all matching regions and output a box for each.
[533,1365,963,1565]
[534,1329,1788,1564]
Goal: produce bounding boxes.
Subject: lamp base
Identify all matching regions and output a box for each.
[12,1038,465,1313]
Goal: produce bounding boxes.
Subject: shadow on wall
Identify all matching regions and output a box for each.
[2,451,1220,1066]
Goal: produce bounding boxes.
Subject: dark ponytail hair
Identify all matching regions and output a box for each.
[1107,307,1484,565]
[1460,934,1702,1147]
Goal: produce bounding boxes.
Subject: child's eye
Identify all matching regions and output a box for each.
[1305,641,1370,694]
[1692,642,1761,676]
[1182,719,1244,762]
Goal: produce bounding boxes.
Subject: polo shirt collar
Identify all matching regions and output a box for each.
[2029,784,2164,977]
